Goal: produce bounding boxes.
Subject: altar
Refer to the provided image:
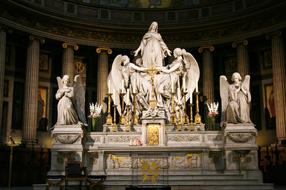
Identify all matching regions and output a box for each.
[46,21,273,190]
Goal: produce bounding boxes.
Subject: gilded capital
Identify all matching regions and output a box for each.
[232,39,248,48]
[96,47,112,54]
[29,35,45,44]
[198,45,215,53]
[62,42,79,51]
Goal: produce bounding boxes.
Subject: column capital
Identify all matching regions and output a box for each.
[266,31,282,40]
[62,42,79,51]
[232,39,248,48]
[96,47,112,54]
[29,35,45,44]
[198,45,215,53]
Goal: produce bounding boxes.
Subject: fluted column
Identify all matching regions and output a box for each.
[96,47,112,109]
[232,40,249,76]
[22,36,44,144]
[0,28,6,143]
[198,46,215,102]
[270,32,286,141]
[62,42,78,80]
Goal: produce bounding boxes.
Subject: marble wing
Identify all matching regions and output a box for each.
[56,76,63,89]
[108,54,125,115]
[219,75,229,123]
[182,50,200,101]
[73,75,87,125]
[242,75,250,93]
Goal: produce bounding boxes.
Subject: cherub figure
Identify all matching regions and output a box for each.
[55,75,86,126]
[220,72,252,124]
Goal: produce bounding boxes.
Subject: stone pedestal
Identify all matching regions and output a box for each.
[48,124,83,176]
[223,123,261,180]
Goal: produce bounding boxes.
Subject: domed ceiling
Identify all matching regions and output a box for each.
[0,0,286,48]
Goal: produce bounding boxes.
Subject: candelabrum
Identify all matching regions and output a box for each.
[183,91,189,124]
[125,104,131,132]
[194,92,201,124]
[189,103,194,130]
[132,92,139,125]
[112,104,118,132]
[120,90,126,125]
[106,92,113,125]
[170,91,176,125]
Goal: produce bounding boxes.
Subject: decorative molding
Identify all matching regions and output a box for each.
[54,134,81,144]
[29,35,45,44]
[227,133,255,143]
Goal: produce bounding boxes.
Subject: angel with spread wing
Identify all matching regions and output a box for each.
[108,55,148,116]
[157,48,200,119]
[55,75,87,126]
[220,72,252,124]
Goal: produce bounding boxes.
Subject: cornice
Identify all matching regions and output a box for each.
[0,0,286,49]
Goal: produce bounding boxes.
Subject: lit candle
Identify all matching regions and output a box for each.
[108,80,111,94]
[190,91,193,104]
[113,89,116,104]
[183,76,186,92]
[177,87,181,104]
[121,79,124,92]
[126,89,130,105]
[171,78,174,93]
[133,78,137,93]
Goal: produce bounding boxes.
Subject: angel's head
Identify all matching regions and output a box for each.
[122,55,130,66]
[173,48,182,58]
[231,72,242,84]
[62,75,70,86]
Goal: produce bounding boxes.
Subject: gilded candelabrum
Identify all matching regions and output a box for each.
[147,66,158,109]
[170,91,176,125]
[112,104,118,132]
[194,91,201,124]
[125,104,131,132]
[132,92,139,125]
[189,102,194,130]
[183,91,189,124]
[106,92,113,125]
[120,90,126,125]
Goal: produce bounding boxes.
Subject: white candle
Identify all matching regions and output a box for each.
[177,87,181,103]
[190,91,193,104]
[133,78,137,93]
[121,79,124,92]
[171,78,174,93]
[113,89,116,104]
[126,89,130,105]
[195,83,198,93]
[108,80,111,94]
[183,76,186,92]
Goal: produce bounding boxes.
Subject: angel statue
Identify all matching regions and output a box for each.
[55,75,87,126]
[220,72,252,124]
[157,48,200,120]
[108,54,149,116]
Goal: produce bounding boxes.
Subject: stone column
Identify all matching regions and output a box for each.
[96,47,112,108]
[0,28,6,143]
[232,40,249,76]
[270,32,286,142]
[22,36,44,144]
[198,46,215,102]
[62,42,78,80]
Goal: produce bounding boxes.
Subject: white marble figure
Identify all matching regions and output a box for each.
[55,75,87,125]
[220,72,252,124]
[108,22,200,122]
[134,21,171,67]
